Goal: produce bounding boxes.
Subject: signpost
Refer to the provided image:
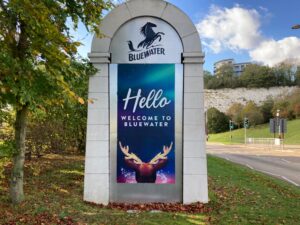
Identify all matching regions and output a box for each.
[229,120,234,142]
[244,117,249,144]
[269,118,287,138]
[84,0,208,205]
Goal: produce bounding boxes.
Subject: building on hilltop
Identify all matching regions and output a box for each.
[214,59,251,76]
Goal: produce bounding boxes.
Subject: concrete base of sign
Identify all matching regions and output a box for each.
[84,0,208,205]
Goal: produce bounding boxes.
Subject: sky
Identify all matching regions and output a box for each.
[75,0,300,73]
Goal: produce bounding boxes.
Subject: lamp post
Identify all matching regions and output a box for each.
[292,24,300,29]
[276,109,281,139]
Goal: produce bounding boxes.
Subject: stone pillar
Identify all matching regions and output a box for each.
[84,53,110,205]
[182,52,208,204]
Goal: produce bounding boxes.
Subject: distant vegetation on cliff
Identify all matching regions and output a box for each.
[207,89,300,134]
[204,63,300,89]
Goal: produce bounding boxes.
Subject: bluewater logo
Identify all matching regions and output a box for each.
[127,22,166,61]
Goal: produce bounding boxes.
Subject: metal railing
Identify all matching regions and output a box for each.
[246,138,284,149]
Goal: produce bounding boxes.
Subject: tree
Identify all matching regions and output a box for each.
[272,100,292,119]
[203,70,213,89]
[226,103,244,128]
[207,107,229,133]
[260,97,274,123]
[0,0,112,204]
[242,101,264,126]
[215,64,239,88]
[296,66,300,87]
[240,64,276,88]
[26,61,92,158]
[272,62,295,86]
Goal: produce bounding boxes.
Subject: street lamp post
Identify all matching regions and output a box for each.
[292,24,300,29]
[276,109,281,139]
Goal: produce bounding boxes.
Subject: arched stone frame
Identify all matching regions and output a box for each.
[84,0,208,204]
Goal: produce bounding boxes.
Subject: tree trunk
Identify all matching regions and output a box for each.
[10,104,28,204]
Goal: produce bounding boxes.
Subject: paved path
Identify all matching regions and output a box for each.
[207,143,300,187]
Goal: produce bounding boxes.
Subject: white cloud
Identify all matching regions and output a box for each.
[197,5,300,66]
[250,37,300,66]
[197,5,262,53]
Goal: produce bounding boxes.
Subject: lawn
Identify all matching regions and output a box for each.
[0,155,299,224]
[208,119,300,145]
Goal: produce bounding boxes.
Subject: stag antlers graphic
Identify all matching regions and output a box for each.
[119,142,143,164]
[119,141,173,183]
[119,142,173,165]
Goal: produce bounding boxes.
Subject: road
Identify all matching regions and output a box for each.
[207,144,300,187]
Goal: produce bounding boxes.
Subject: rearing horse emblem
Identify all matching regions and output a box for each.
[127,22,165,52]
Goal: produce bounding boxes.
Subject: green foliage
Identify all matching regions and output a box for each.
[240,64,276,88]
[208,156,300,224]
[207,107,229,134]
[205,63,299,89]
[208,119,300,145]
[241,101,264,126]
[1,154,300,224]
[203,70,213,89]
[272,63,295,86]
[259,97,274,123]
[0,155,208,224]
[205,64,240,89]
[0,0,111,108]
[296,67,300,87]
[26,61,93,156]
[0,0,112,203]
[272,99,293,119]
[226,103,244,128]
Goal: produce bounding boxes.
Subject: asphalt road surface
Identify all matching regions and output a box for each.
[207,144,300,187]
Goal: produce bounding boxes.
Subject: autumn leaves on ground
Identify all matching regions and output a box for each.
[1,155,299,225]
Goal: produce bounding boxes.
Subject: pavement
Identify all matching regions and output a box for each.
[206,143,300,187]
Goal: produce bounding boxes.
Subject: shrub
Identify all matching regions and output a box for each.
[242,101,264,126]
[226,103,244,128]
[207,107,229,133]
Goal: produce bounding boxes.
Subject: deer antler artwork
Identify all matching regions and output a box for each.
[119,142,173,183]
[119,142,143,164]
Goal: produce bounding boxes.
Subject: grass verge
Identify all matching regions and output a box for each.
[0,155,299,224]
[208,119,300,145]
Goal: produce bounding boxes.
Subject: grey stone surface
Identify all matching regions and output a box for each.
[90,37,111,54]
[126,0,167,18]
[184,157,207,175]
[184,141,206,158]
[85,157,109,174]
[182,32,202,52]
[88,76,108,93]
[86,0,208,205]
[184,93,204,109]
[183,53,205,64]
[162,3,197,38]
[86,125,109,141]
[184,125,206,141]
[88,52,110,64]
[184,109,205,125]
[184,64,203,77]
[87,109,109,125]
[85,141,109,157]
[88,93,109,110]
[93,63,109,77]
[183,174,208,203]
[184,76,204,93]
[84,173,109,204]
[98,3,131,38]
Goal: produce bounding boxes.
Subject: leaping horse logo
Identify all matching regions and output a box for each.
[127,22,165,52]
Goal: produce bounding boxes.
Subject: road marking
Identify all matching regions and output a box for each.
[246,164,254,169]
[257,169,280,177]
[281,158,290,163]
[281,176,299,187]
